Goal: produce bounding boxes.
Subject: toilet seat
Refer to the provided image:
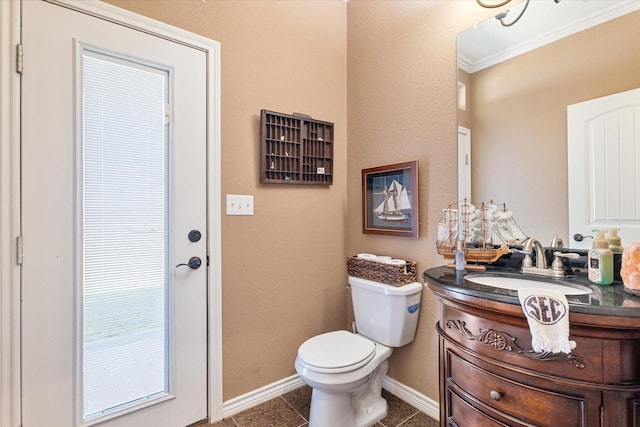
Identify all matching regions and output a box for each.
[297,330,376,374]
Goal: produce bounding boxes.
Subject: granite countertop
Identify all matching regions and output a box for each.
[423,265,640,318]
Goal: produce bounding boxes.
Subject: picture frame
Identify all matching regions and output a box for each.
[362,160,418,238]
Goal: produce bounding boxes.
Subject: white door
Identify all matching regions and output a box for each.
[568,88,640,249]
[458,126,472,203]
[21,1,208,426]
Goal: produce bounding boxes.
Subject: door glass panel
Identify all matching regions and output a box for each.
[81,50,170,421]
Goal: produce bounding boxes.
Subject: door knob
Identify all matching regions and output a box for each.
[176,256,202,270]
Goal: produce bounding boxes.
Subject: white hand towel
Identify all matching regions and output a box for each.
[517,287,576,354]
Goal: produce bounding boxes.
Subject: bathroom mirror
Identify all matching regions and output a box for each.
[457,0,640,245]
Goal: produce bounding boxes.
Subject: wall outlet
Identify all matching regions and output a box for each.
[226,194,254,216]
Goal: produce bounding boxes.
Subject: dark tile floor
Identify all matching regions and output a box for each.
[210,386,438,427]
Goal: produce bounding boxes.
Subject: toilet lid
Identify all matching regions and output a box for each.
[297,330,376,373]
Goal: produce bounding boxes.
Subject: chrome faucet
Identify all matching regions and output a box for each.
[521,237,548,272]
[522,237,552,276]
[521,237,579,278]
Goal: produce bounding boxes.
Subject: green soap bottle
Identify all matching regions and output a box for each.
[588,229,613,285]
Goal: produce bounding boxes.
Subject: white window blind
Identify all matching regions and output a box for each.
[82,50,170,420]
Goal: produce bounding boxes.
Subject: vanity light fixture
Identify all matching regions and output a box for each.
[476,0,561,27]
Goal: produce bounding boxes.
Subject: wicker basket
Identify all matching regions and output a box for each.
[346,256,418,287]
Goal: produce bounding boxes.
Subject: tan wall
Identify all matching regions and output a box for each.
[346,1,496,400]
[105,0,504,405]
[470,11,640,244]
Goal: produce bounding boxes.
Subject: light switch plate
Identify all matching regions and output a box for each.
[226,194,254,216]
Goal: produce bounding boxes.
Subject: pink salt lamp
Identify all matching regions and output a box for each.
[621,241,640,294]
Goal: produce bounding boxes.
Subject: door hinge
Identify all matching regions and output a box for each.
[16,235,23,265]
[600,404,604,427]
[16,43,23,74]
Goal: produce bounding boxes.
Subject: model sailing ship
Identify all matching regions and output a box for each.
[374,179,411,222]
[436,199,528,263]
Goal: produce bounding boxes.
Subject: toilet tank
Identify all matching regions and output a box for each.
[349,276,422,347]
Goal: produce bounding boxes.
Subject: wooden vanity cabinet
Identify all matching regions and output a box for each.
[442,337,601,426]
[429,285,640,427]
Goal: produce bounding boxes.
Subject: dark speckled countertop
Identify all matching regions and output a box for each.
[423,265,640,317]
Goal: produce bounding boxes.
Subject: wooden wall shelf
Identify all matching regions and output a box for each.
[261,110,334,185]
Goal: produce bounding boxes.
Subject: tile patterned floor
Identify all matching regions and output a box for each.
[210,386,438,427]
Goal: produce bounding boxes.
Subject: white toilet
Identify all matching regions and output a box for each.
[295,276,422,427]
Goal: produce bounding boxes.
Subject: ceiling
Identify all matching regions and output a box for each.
[458,0,640,73]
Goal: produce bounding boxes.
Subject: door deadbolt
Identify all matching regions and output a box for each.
[188,229,202,242]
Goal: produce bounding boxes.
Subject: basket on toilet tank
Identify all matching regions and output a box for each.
[349,276,422,347]
[346,255,417,286]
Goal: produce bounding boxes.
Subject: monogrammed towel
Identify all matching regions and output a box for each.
[517,287,576,354]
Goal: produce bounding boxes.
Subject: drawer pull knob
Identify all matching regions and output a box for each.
[490,390,502,401]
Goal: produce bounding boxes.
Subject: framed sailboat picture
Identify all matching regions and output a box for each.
[362,160,418,238]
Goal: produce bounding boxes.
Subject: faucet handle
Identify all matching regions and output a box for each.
[553,251,580,259]
[551,251,580,271]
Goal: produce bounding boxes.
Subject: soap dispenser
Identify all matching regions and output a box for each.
[588,229,613,285]
[608,228,623,281]
[608,228,623,253]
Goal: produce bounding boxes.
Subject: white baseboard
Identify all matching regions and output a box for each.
[221,374,305,419]
[218,374,439,422]
[382,376,440,421]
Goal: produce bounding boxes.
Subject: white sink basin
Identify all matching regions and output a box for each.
[465,275,593,296]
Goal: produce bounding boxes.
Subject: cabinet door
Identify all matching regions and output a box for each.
[603,391,640,427]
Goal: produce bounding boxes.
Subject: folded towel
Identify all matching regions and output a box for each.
[517,287,576,354]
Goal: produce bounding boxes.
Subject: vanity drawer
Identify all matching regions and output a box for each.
[440,304,604,382]
[446,348,590,427]
[447,389,510,427]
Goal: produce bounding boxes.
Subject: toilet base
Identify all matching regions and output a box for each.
[308,388,356,427]
[308,389,387,427]
[354,397,387,427]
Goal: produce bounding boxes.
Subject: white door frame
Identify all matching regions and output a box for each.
[0,1,22,426]
[0,1,222,424]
